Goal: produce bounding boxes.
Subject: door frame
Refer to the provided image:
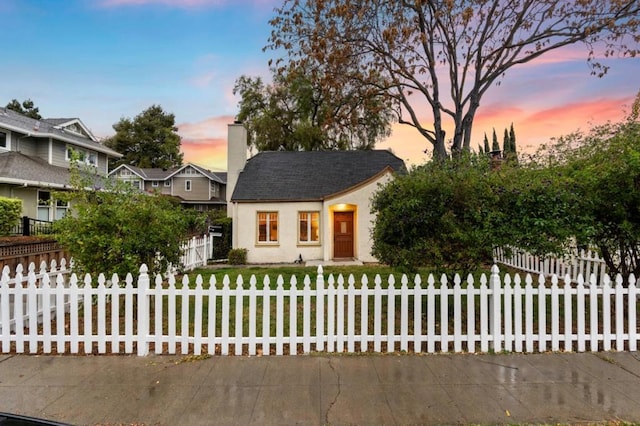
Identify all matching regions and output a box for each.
[332,209,355,259]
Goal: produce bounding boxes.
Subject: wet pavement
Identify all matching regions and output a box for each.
[1,352,640,425]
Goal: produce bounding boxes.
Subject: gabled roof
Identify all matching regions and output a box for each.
[231,150,406,202]
[0,151,113,190]
[0,107,121,158]
[109,163,227,184]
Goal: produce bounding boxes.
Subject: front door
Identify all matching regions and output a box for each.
[333,211,354,258]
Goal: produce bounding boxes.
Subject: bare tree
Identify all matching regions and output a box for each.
[267,0,640,159]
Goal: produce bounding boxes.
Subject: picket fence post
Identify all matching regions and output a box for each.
[489,265,502,353]
[137,264,149,356]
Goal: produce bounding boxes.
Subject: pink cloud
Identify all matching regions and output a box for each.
[177,115,235,141]
[182,137,227,170]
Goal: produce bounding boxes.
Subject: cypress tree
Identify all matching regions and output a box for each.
[483,133,490,154]
[491,128,500,152]
[509,123,517,155]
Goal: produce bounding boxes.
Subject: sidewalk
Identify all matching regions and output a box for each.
[1,352,640,425]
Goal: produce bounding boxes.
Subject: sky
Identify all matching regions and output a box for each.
[1,0,638,171]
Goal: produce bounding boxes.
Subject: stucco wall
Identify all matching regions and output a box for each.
[323,171,394,263]
[233,200,324,264]
[232,170,395,264]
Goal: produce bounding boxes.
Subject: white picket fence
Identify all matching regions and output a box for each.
[494,246,610,283]
[179,234,213,271]
[1,262,638,356]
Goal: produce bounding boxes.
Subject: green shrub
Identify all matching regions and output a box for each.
[228,248,247,265]
[0,197,22,236]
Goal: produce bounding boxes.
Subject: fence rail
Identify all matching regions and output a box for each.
[494,246,610,283]
[1,262,638,356]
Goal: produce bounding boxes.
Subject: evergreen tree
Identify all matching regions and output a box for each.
[503,128,510,155]
[509,123,517,155]
[104,105,183,169]
[483,133,490,154]
[491,129,500,152]
[6,98,41,119]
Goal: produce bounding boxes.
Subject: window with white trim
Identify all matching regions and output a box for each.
[164,181,171,187]
[37,191,51,221]
[257,212,278,243]
[185,180,192,191]
[152,181,159,187]
[299,211,320,243]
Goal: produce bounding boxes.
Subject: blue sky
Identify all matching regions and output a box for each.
[2,0,638,170]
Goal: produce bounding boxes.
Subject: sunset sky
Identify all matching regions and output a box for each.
[1,0,638,171]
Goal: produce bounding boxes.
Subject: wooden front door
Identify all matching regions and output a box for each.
[333,211,354,258]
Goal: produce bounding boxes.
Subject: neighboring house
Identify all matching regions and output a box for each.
[109,163,227,211]
[226,123,406,264]
[0,107,121,222]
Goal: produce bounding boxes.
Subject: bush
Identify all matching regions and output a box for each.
[371,155,497,274]
[54,166,191,277]
[228,248,247,265]
[0,197,21,236]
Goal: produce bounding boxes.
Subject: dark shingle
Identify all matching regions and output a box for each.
[231,150,406,201]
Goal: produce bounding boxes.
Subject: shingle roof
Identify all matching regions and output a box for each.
[0,107,121,157]
[231,150,406,202]
[0,151,73,187]
[0,151,109,189]
[111,163,227,183]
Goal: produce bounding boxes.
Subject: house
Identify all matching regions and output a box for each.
[226,123,406,264]
[0,106,121,223]
[109,163,227,211]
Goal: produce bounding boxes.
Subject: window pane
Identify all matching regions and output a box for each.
[0,131,7,148]
[258,212,267,242]
[310,212,319,242]
[269,213,278,241]
[299,213,309,241]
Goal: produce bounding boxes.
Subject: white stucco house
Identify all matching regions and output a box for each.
[226,123,406,264]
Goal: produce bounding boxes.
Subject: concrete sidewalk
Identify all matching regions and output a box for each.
[1,352,640,425]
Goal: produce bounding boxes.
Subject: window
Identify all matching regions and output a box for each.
[299,212,320,243]
[0,131,8,149]
[152,181,159,187]
[66,146,97,167]
[258,212,278,243]
[120,168,131,176]
[211,182,220,197]
[131,180,141,189]
[55,199,69,220]
[185,180,192,191]
[37,191,51,221]
[164,181,171,187]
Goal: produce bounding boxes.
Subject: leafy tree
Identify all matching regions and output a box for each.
[104,105,183,169]
[233,65,393,151]
[267,1,639,159]
[371,155,498,274]
[6,98,41,119]
[546,98,640,277]
[54,162,196,277]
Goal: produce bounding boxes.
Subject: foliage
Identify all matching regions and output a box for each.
[371,155,498,274]
[228,248,248,265]
[0,197,22,236]
[53,163,191,278]
[104,105,184,169]
[6,98,41,119]
[209,215,232,260]
[267,0,639,159]
[533,97,640,277]
[233,66,393,151]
